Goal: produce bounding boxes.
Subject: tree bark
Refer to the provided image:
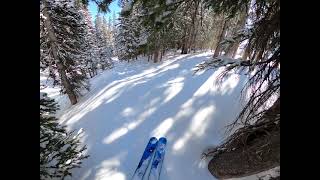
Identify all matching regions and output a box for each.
[153,48,160,63]
[225,9,247,58]
[181,32,188,54]
[189,0,200,53]
[160,48,165,61]
[213,18,228,57]
[242,42,251,60]
[43,1,77,105]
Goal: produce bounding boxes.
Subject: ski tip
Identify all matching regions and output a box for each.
[150,137,158,143]
[159,137,167,144]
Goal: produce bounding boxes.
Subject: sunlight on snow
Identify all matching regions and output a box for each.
[128,56,180,81]
[64,71,146,125]
[193,68,225,97]
[148,97,161,107]
[145,63,180,79]
[173,106,215,152]
[104,128,129,144]
[218,73,240,95]
[121,107,135,117]
[151,118,174,137]
[103,107,156,144]
[193,67,240,97]
[150,99,196,139]
[95,154,126,180]
[61,55,185,126]
[63,80,125,125]
[163,77,185,104]
[97,173,125,180]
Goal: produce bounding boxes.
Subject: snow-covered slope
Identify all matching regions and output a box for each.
[42,52,248,180]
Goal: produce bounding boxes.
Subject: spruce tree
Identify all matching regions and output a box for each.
[79,3,100,77]
[40,0,90,105]
[116,1,150,60]
[197,0,280,156]
[40,93,88,179]
[95,14,113,69]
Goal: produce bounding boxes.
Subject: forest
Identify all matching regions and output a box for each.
[40,0,280,179]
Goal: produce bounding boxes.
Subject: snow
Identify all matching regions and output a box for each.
[226,166,280,180]
[121,1,133,13]
[40,71,71,117]
[155,11,172,22]
[43,52,250,180]
[205,56,242,68]
[162,11,172,17]
[166,0,174,5]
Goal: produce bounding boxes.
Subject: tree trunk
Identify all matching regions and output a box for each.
[225,10,247,58]
[225,43,240,58]
[213,18,228,57]
[43,1,77,105]
[153,49,160,63]
[93,67,97,76]
[81,69,87,78]
[101,63,105,70]
[91,63,97,77]
[160,48,165,61]
[181,30,188,54]
[190,0,200,53]
[181,42,188,54]
[242,42,251,60]
[88,68,92,78]
[179,5,192,54]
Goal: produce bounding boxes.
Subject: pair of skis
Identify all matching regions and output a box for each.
[132,137,167,180]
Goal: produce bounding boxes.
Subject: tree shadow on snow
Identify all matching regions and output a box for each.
[63,52,247,180]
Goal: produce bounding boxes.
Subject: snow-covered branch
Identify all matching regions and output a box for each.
[194,56,251,73]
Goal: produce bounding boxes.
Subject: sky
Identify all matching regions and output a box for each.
[88,0,121,23]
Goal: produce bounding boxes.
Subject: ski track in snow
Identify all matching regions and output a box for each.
[47,52,249,180]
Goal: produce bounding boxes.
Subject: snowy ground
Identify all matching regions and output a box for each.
[228,166,280,180]
[41,52,254,180]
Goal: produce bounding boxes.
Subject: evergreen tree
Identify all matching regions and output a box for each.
[116,1,147,61]
[40,0,90,105]
[81,0,113,12]
[95,14,113,69]
[40,93,88,179]
[197,0,280,155]
[79,3,100,78]
[115,15,139,61]
[117,0,213,59]
[112,11,117,28]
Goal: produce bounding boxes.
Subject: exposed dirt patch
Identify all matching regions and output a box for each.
[208,129,279,179]
[207,99,280,179]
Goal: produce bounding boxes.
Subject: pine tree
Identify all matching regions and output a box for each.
[112,10,117,28]
[79,3,100,78]
[118,0,211,58]
[40,93,88,179]
[81,0,113,12]
[40,0,90,105]
[115,1,147,62]
[115,15,139,61]
[197,0,280,156]
[95,14,113,69]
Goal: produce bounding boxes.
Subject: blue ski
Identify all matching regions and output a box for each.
[148,137,167,180]
[132,137,158,180]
